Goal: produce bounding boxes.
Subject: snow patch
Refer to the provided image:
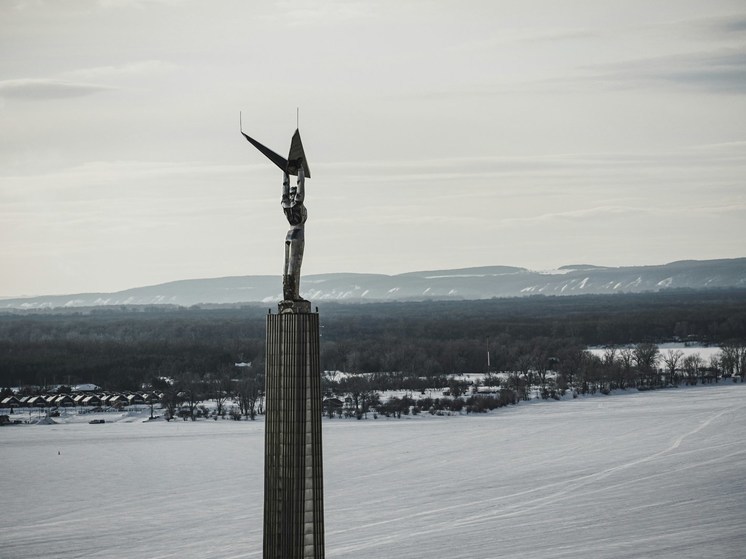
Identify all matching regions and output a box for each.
[626,277,642,288]
[536,268,573,275]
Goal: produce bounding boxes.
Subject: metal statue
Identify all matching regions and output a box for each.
[282,164,307,301]
[241,121,311,302]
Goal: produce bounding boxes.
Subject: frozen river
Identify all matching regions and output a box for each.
[2,384,745,558]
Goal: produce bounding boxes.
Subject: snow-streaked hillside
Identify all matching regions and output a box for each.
[2,384,745,558]
[3,258,746,309]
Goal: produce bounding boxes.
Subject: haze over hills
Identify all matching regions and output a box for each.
[3,258,745,310]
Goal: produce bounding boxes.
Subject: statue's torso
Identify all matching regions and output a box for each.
[283,204,307,228]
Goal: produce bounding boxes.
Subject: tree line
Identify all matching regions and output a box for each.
[319,340,745,419]
[0,289,744,393]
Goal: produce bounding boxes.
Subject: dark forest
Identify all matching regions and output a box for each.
[1,289,745,391]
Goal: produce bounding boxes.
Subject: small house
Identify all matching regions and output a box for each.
[107,394,128,408]
[322,397,343,414]
[142,392,160,404]
[1,396,21,409]
[82,394,102,407]
[54,394,75,407]
[127,393,145,406]
[27,395,47,408]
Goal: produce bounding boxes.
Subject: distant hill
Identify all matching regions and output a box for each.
[3,258,745,309]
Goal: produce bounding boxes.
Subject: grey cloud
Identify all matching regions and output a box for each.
[323,148,744,179]
[449,27,595,54]
[720,16,746,33]
[516,29,596,44]
[62,60,178,80]
[584,48,746,93]
[640,14,746,41]
[268,0,375,27]
[700,14,746,35]
[520,205,651,224]
[97,0,186,8]
[0,79,114,100]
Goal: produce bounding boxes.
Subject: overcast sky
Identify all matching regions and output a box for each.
[1,0,745,297]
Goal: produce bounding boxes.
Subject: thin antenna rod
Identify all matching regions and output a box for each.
[239,111,243,132]
[296,107,299,129]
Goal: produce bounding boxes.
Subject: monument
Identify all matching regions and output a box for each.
[242,123,325,559]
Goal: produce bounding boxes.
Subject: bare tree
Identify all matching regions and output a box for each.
[576,351,603,394]
[531,342,551,388]
[618,347,635,388]
[662,349,684,386]
[179,372,204,421]
[514,354,533,387]
[602,347,617,367]
[719,341,745,379]
[633,343,660,388]
[339,375,373,419]
[558,346,584,390]
[600,346,623,389]
[682,353,703,385]
[236,367,263,420]
[207,367,232,418]
[159,382,181,421]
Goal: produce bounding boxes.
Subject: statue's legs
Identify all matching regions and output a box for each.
[283,229,305,301]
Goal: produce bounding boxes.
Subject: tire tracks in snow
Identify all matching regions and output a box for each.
[327,403,743,547]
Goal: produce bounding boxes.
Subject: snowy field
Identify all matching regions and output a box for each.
[2,384,745,559]
[586,343,723,362]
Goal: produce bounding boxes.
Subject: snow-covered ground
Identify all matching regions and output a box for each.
[2,384,745,558]
[587,343,723,362]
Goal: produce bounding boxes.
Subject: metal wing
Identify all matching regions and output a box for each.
[241,132,288,174]
[286,129,311,178]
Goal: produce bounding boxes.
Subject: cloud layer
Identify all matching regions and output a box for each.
[0,79,115,99]
[1,0,744,296]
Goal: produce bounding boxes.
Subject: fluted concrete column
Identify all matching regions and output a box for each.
[264,305,324,559]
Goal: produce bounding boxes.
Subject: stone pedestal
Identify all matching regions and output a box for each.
[263,305,325,559]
